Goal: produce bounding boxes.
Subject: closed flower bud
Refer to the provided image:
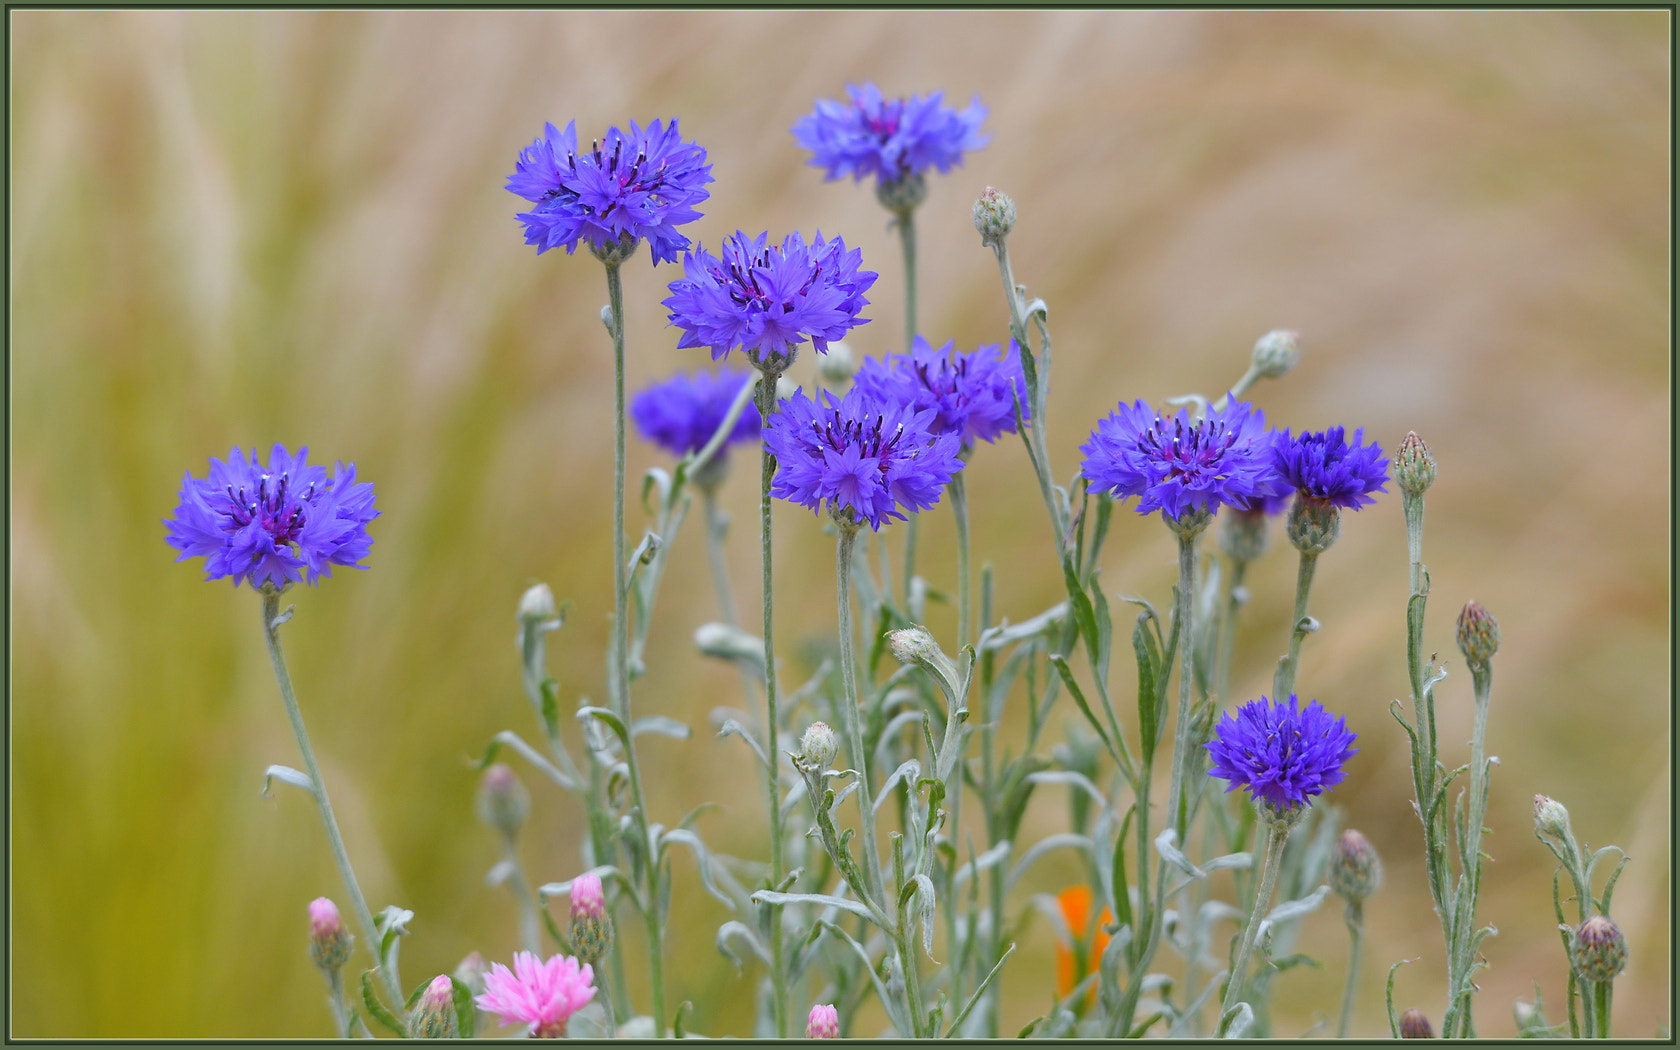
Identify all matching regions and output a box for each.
[1251,329,1300,379]
[307,897,352,975]
[476,763,530,839]
[817,341,858,387]
[806,1002,840,1039]
[1533,794,1571,841]
[1569,915,1628,983]
[693,621,765,669]
[568,873,614,965]
[1394,431,1437,497]
[518,582,558,625]
[887,625,963,704]
[875,172,928,216]
[1286,494,1341,554]
[972,186,1017,247]
[453,950,488,996]
[408,975,459,1039]
[796,721,840,772]
[1220,506,1270,564]
[1455,601,1500,670]
[1400,1008,1435,1038]
[1329,828,1383,904]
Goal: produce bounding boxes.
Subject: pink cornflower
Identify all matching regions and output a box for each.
[475,951,596,1038]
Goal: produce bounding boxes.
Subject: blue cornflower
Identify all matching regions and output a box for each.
[1205,694,1357,813]
[1080,399,1280,522]
[764,384,964,531]
[1272,426,1389,509]
[164,444,378,590]
[507,119,712,265]
[852,337,1029,449]
[631,367,761,460]
[663,231,877,367]
[792,83,988,188]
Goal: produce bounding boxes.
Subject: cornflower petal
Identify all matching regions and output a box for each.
[793,83,989,185]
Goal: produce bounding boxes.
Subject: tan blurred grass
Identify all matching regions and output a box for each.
[9,9,1669,1037]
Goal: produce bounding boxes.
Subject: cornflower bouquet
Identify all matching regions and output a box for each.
[160,80,1643,1041]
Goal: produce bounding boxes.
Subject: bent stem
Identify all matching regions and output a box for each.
[259,589,403,1008]
[753,372,791,1038]
[1221,810,1293,1016]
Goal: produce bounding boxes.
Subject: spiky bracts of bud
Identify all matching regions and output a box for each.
[1456,600,1501,670]
[1533,794,1572,841]
[477,763,530,839]
[795,721,840,772]
[1400,1008,1435,1038]
[806,1003,840,1039]
[972,186,1017,247]
[1286,494,1342,554]
[1329,828,1383,904]
[568,873,613,965]
[1570,915,1628,983]
[1394,431,1437,497]
[875,172,928,216]
[1251,329,1300,379]
[308,897,352,974]
[1220,506,1271,564]
[409,975,460,1039]
[518,582,559,625]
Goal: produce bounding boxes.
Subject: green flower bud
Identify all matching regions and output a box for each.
[1400,1008,1435,1038]
[587,230,640,266]
[1329,828,1383,904]
[796,721,840,772]
[1455,600,1500,670]
[1533,794,1571,841]
[518,582,558,626]
[1393,431,1437,497]
[408,975,459,1039]
[1251,329,1300,379]
[476,763,529,840]
[876,172,928,216]
[972,186,1017,247]
[1220,506,1270,564]
[1569,915,1628,983]
[1286,494,1341,554]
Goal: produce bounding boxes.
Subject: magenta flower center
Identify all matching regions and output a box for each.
[224,472,314,547]
[1141,416,1240,480]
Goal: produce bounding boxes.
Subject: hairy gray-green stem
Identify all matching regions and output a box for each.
[752,371,790,1038]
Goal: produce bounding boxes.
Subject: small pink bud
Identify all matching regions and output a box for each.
[806,1003,839,1039]
[568,872,613,964]
[570,873,606,921]
[307,897,352,974]
[409,975,459,1039]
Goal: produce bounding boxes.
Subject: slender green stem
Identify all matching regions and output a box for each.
[950,470,972,656]
[902,514,920,612]
[603,260,666,1038]
[499,834,542,956]
[1338,901,1365,1037]
[1211,365,1264,412]
[700,485,739,627]
[1271,549,1319,702]
[1165,525,1203,842]
[836,525,886,902]
[753,373,790,1038]
[1221,813,1293,1015]
[1595,980,1612,1039]
[325,969,350,1038]
[896,206,918,351]
[259,590,403,1008]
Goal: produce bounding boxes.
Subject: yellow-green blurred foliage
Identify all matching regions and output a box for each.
[10,9,1669,1038]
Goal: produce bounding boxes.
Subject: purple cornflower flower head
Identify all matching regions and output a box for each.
[631,367,761,460]
[1079,399,1280,524]
[852,337,1029,449]
[806,1003,840,1039]
[1272,425,1389,509]
[476,951,596,1039]
[164,444,378,590]
[792,83,988,188]
[506,119,712,265]
[1205,694,1357,814]
[664,231,876,369]
[764,385,964,531]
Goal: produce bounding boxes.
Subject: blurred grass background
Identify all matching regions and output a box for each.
[9,9,1669,1038]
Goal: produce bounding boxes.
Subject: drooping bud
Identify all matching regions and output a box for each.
[1400,1008,1435,1038]
[817,341,857,388]
[1329,828,1383,904]
[1569,915,1628,983]
[568,872,614,965]
[1533,794,1571,841]
[1286,494,1342,554]
[795,721,840,772]
[308,897,352,975]
[1220,506,1271,564]
[887,625,963,706]
[876,172,928,216]
[1455,601,1500,670]
[408,975,459,1039]
[1251,329,1300,380]
[518,582,559,626]
[693,621,766,672]
[1393,431,1437,497]
[972,187,1017,247]
[806,1002,840,1039]
[476,763,530,840]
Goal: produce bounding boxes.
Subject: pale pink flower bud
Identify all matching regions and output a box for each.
[409,975,459,1039]
[307,897,351,974]
[806,1002,840,1039]
[568,872,613,964]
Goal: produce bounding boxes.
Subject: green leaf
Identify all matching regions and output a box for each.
[631,715,690,740]
[405,975,430,1011]
[660,827,737,910]
[1133,614,1165,766]
[1060,556,1100,663]
[1110,805,1135,933]
[1016,1015,1045,1039]
[575,706,632,751]
[360,970,406,1037]
[1127,1011,1166,1038]
[944,942,1016,1037]
[673,1000,694,1039]
[1598,852,1630,916]
[539,677,561,741]
[542,905,569,951]
[753,889,878,925]
[1048,654,1116,766]
[1385,958,1412,1037]
[451,975,476,1039]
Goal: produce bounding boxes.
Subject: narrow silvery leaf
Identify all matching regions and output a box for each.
[1026,770,1112,818]
[631,715,690,740]
[715,920,770,969]
[480,730,576,791]
[484,858,516,888]
[873,759,923,815]
[714,718,770,770]
[908,872,937,958]
[1155,828,1205,878]
[1265,883,1331,926]
[951,840,1011,890]
[820,918,913,1037]
[1218,1001,1254,1038]
[260,764,315,798]
[1007,833,1092,892]
[754,889,877,925]
[660,828,736,910]
[978,602,1067,651]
